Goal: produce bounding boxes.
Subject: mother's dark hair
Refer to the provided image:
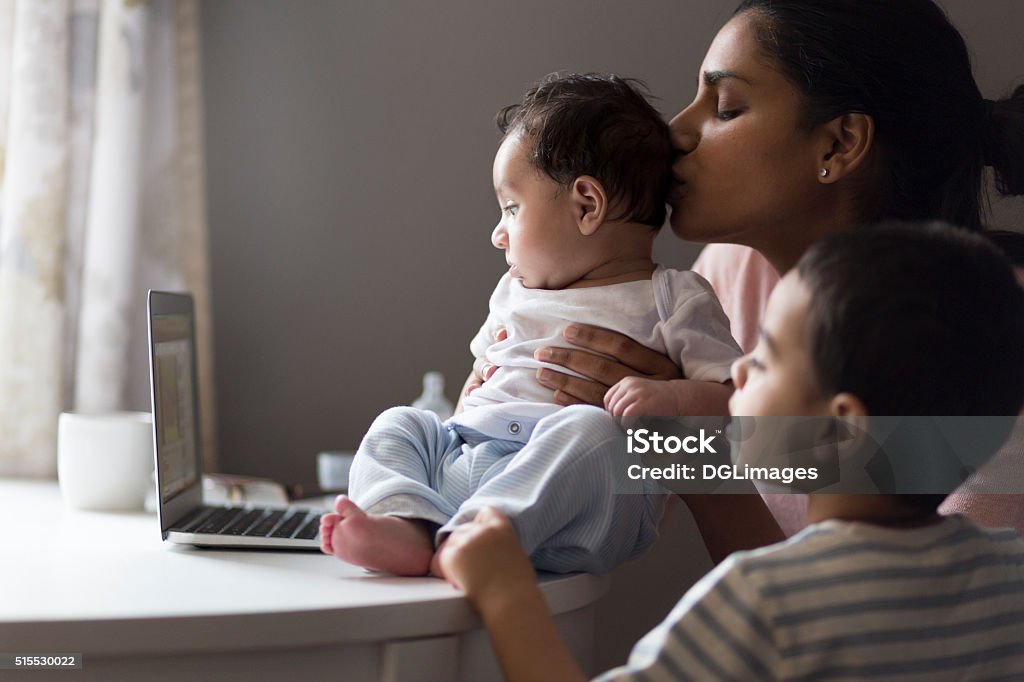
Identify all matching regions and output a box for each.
[735,0,1024,230]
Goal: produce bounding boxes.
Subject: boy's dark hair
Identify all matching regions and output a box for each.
[798,222,1024,513]
[797,222,1024,417]
[496,73,673,228]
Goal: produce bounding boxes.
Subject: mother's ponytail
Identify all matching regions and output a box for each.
[985,85,1024,196]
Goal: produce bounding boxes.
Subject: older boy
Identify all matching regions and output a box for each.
[439,222,1024,680]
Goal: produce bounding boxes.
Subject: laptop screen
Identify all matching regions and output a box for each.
[151,311,200,503]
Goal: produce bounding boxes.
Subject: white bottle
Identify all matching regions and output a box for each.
[413,371,454,421]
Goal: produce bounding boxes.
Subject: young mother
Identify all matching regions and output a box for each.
[469,0,1024,560]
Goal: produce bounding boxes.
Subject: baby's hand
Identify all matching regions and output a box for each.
[465,328,507,397]
[436,507,535,610]
[604,376,680,417]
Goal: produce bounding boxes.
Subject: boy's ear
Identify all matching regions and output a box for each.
[817,113,874,183]
[830,396,872,472]
[830,392,868,418]
[571,176,607,236]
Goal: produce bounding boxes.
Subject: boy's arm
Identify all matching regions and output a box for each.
[436,507,587,682]
[440,508,784,680]
[475,579,587,682]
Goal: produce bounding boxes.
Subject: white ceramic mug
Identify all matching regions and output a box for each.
[317,451,355,491]
[57,411,154,511]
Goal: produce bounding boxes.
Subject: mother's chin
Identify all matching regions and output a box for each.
[667,188,711,242]
[668,207,730,245]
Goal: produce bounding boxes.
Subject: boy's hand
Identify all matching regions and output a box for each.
[436,506,536,610]
[439,507,587,682]
[604,376,681,416]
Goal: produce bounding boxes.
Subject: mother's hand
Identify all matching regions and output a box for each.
[535,324,682,406]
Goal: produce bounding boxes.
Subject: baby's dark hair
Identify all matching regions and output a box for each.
[496,73,673,228]
[797,222,1024,417]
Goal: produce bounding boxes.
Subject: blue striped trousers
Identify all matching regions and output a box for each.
[348,404,666,573]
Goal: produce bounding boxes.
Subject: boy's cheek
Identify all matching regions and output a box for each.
[728,389,747,417]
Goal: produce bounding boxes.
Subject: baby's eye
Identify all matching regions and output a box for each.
[503,205,519,217]
[746,357,766,372]
[716,108,744,122]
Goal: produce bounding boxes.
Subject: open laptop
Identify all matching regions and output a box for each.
[147,290,322,549]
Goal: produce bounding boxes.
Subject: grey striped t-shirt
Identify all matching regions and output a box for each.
[597,515,1024,681]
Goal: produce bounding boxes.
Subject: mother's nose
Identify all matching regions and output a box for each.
[669,106,699,155]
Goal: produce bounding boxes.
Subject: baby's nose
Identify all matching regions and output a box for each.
[491,223,507,249]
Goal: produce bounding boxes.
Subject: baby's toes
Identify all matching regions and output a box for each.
[334,494,365,518]
[320,514,339,553]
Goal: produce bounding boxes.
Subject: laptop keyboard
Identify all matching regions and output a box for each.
[172,506,321,540]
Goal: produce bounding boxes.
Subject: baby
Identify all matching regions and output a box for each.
[320,73,741,576]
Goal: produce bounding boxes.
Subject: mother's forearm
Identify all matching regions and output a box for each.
[680,493,785,564]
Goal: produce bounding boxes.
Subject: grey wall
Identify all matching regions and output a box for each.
[200,0,728,484]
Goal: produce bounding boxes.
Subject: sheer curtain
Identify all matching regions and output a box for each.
[0,0,216,477]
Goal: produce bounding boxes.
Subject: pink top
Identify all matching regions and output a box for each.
[691,243,1024,535]
[692,244,779,355]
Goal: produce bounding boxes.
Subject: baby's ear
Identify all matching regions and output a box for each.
[571,176,607,236]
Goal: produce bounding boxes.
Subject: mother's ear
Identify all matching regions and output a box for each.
[571,176,608,236]
[830,391,868,418]
[817,113,875,183]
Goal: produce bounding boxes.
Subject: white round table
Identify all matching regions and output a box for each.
[0,480,608,681]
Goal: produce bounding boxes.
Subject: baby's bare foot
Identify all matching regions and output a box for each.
[327,495,435,576]
[428,541,446,579]
[319,513,340,554]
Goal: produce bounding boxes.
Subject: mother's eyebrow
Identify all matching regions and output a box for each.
[703,69,752,86]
